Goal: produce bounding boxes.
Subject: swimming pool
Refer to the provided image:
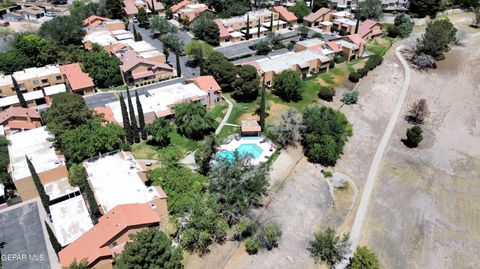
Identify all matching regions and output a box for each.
[217,143,263,161]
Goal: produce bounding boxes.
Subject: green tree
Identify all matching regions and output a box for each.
[12,76,27,108]
[355,0,383,21]
[12,34,55,67]
[259,86,266,130]
[347,246,380,269]
[185,40,214,61]
[133,24,142,41]
[340,91,359,109]
[253,40,272,55]
[301,105,352,166]
[145,118,173,147]
[405,125,423,148]
[312,0,329,11]
[416,19,457,60]
[289,1,311,22]
[60,119,125,163]
[160,33,184,50]
[410,0,449,17]
[68,163,87,187]
[209,152,269,225]
[46,92,93,138]
[271,108,300,148]
[273,70,303,102]
[298,25,309,37]
[126,89,140,143]
[308,228,350,266]
[191,13,220,45]
[257,18,261,37]
[194,134,216,176]
[269,13,274,31]
[67,259,89,269]
[256,223,282,250]
[81,46,123,88]
[115,228,184,269]
[120,93,133,144]
[26,156,50,214]
[232,65,260,102]
[45,221,62,253]
[175,48,182,77]
[0,50,32,75]
[0,136,11,186]
[39,15,83,45]
[174,102,214,140]
[150,15,177,35]
[203,52,236,92]
[69,0,106,20]
[105,0,124,19]
[475,7,480,27]
[135,91,147,140]
[136,7,149,27]
[82,178,100,224]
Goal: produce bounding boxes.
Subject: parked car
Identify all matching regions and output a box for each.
[45,11,56,17]
[132,17,138,23]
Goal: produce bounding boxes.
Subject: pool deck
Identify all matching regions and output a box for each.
[219,136,274,165]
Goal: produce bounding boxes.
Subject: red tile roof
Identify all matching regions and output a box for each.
[120,50,173,73]
[241,120,261,133]
[346,34,367,46]
[171,0,190,13]
[0,107,40,125]
[8,120,37,130]
[189,76,221,93]
[94,107,116,123]
[358,19,382,38]
[59,203,161,268]
[145,0,164,11]
[123,0,138,15]
[304,8,331,23]
[184,6,209,22]
[273,6,297,23]
[215,19,230,38]
[60,63,95,92]
[327,41,343,53]
[83,15,111,27]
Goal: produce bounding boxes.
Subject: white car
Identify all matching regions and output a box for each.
[132,17,138,23]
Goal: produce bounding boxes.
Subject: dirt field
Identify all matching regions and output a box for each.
[359,23,480,269]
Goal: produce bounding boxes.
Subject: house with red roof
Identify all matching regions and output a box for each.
[145,0,165,14]
[60,63,96,96]
[59,203,163,269]
[358,19,383,40]
[335,34,367,61]
[173,2,210,23]
[123,0,139,17]
[272,6,297,25]
[0,106,42,134]
[120,50,175,87]
[82,15,111,27]
[187,75,222,107]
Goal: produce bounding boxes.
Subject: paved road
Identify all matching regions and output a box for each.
[335,45,411,268]
[215,94,233,135]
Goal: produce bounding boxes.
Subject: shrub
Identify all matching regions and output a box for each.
[357,68,368,78]
[257,224,282,250]
[329,61,335,69]
[245,238,260,255]
[272,43,286,50]
[405,126,423,148]
[312,32,323,39]
[236,219,257,240]
[348,72,361,83]
[365,54,383,70]
[318,86,336,102]
[323,171,333,177]
[334,55,346,63]
[412,53,436,69]
[387,25,400,38]
[286,43,294,50]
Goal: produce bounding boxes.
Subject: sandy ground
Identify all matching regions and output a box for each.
[359,24,480,269]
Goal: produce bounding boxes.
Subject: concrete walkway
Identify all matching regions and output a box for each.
[215,95,234,135]
[336,45,411,268]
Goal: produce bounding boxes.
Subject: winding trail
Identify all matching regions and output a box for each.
[336,45,411,268]
[215,95,234,135]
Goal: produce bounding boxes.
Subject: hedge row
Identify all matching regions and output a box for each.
[348,55,384,83]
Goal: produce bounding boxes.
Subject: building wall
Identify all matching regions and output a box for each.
[91,257,114,269]
[13,165,68,201]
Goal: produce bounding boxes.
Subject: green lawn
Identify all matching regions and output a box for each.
[131,141,158,160]
[366,37,394,56]
[209,102,228,128]
[267,79,320,111]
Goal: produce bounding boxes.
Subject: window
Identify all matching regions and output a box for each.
[41,79,48,84]
[56,75,62,80]
[33,80,39,85]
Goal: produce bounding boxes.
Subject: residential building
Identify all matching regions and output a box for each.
[330,0,409,10]
[0,107,42,135]
[59,203,163,269]
[171,0,191,14]
[337,34,367,60]
[294,38,337,58]
[357,19,383,40]
[60,63,96,96]
[127,40,167,62]
[242,50,331,87]
[173,2,210,23]
[7,127,68,201]
[303,8,333,29]
[21,5,45,21]
[272,6,297,25]
[82,29,134,51]
[0,65,64,95]
[0,200,61,269]
[104,80,219,123]
[146,0,165,14]
[82,15,126,32]
[331,11,358,35]
[241,120,261,136]
[0,84,66,111]
[120,50,174,87]
[83,151,168,216]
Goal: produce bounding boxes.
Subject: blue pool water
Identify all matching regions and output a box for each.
[217,143,263,161]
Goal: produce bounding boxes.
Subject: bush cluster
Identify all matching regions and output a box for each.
[318,86,336,102]
[348,72,361,83]
[334,55,346,64]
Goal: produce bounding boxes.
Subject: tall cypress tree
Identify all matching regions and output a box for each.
[246,14,250,40]
[198,48,204,75]
[82,180,100,224]
[259,85,266,131]
[120,93,133,144]
[135,91,147,140]
[12,76,27,108]
[26,156,50,214]
[175,48,181,77]
[270,13,274,32]
[257,18,261,38]
[126,88,140,143]
[44,221,62,253]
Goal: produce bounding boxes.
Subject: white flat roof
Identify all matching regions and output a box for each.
[44,177,79,200]
[334,17,357,26]
[129,40,157,53]
[116,33,134,40]
[0,75,12,87]
[262,20,287,27]
[8,127,65,180]
[0,95,19,108]
[83,30,118,46]
[107,83,207,123]
[337,39,358,50]
[50,195,93,246]
[256,50,330,73]
[84,153,161,213]
[44,84,66,96]
[321,21,333,26]
[12,65,61,82]
[139,50,164,59]
[296,38,324,47]
[230,31,244,37]
[23,90,44,101]
[242,26,269,33]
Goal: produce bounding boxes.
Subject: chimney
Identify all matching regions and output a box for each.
[208,87,215,107]
[25,112,32,123]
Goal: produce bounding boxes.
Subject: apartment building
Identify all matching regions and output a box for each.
[120,50,174,87]
[0,107,42,135]
[304,7,333,29]
[82,29,134,51]
[295,35,367,61]
[331,11,358,35]
[357,19,383,40]
[82,15,126,32]
[60,63,96,96]
[242,50,331,87]
[59,203,163,269]
[173,1,210,23]
[272,6,298,25]
[330,0,409,10]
